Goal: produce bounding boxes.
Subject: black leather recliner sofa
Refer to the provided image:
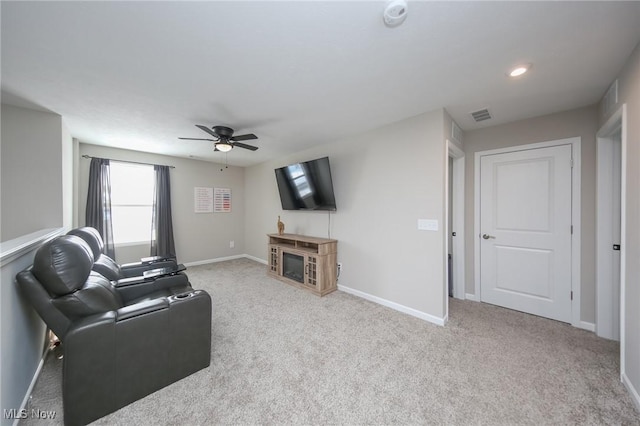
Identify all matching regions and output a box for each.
[16,235,211,426]
[67,226,178,280]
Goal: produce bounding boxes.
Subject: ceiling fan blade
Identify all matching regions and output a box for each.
[195,124,220,139]
[178,137,216,141]
[231,133,258,142]
[233,142,259,151]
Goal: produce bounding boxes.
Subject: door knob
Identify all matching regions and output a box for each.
[482,234,495,240]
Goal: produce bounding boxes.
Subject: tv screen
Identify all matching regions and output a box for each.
[275,157,337,211]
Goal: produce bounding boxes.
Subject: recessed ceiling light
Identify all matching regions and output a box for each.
[508,64,532,77]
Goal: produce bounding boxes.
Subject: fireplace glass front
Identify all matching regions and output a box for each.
[283,252,304,283]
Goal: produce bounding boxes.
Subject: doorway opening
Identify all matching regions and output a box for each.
[596,104,627,347]
[445,140,465,320]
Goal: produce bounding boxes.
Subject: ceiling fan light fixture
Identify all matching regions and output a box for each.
[216,142,233,152]
[180,124,258,152]
[508,63,532,77]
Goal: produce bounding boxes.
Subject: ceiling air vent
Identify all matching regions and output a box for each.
[471,108,492,122]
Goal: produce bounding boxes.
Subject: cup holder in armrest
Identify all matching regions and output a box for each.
[170,291,196,301]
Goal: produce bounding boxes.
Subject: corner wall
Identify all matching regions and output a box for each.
[245,110,448,322]
[0,103,71,424]
[462,105,599,324]
[77,144,245,264]
[600,41,640,409]
[1,104,69,241]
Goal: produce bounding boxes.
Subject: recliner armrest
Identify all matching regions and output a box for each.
[139,255,175,264]
[116,298,169,321]
[114,273,191,304]
[120,259,178,278]
[114,269,187,288]
[114,276,150,287]
[143,264,186,279]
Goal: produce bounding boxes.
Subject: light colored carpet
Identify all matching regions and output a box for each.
[21,258,640,425]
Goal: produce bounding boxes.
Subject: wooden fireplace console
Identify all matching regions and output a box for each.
[267,233,337,296]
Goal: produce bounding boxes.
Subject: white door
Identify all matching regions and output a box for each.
[480,144,573,322]
[596,131,622,340]
[597,132,622,341]
[611,135,622,340]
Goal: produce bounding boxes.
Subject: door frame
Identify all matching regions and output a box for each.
[473,137,582,328]
[596,104,627,350]
[446,140,465,303]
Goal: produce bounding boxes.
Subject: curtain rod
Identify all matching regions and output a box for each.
[81,155,175,169]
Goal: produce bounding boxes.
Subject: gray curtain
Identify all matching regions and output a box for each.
[85,157,115,259]
[151,165,176,258]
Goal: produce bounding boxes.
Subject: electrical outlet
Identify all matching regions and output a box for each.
[229,240,235,249]
[337,262,342,272]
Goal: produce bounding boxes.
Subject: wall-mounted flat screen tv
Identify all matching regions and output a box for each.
[275,156,337,211]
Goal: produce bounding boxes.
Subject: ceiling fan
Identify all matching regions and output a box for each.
[179,125,259,152]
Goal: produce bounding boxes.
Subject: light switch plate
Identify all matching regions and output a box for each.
[418,219,438,231]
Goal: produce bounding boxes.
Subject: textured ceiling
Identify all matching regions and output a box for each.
[2,1,639,166]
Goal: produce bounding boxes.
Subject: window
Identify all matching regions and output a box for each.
[109,162,154,244]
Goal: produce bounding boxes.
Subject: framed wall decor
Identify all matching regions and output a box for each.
[214,187,231,212]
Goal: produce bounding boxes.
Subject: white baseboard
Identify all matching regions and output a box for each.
[244,254,268,265]
[183,254,268,267]
[622,372,640,412]
[465,293,479,302]
[578,321,596,332]
[183,254,246,267]
[337,284,446,326]
[15,352,47,426]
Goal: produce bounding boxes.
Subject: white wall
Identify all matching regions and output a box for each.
[0,103,71,425]
[245,110,449,321]
[600,41,640,409]
[1,104,68,241]
[0,229,64,426]
[77,144,245,264]
[61,122,73,230]
[463,105,599,323]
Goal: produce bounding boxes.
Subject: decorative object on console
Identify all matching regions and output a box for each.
[277,216,285,235]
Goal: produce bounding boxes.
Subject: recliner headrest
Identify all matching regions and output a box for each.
[67,227,104,260]
[32,235,94,296]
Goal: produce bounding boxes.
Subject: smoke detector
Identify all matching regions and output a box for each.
[383,0,408,27]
